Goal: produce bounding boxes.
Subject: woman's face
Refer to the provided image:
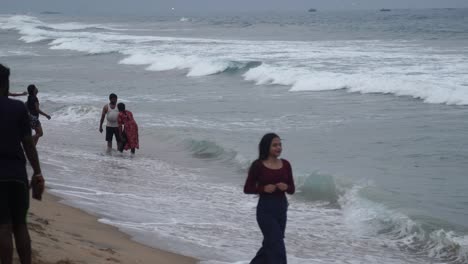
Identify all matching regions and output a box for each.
[269,137,282,158]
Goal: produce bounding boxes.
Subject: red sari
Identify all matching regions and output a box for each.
[118,110,139,150]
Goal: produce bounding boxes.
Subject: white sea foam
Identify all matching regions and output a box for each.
[142,113,328,132]
[43,22,126,31]
[0,15,125,32]
[52,105,100,123]
[40,93,104,103]
[244,64,468,105]
[49,37,123,54]
[121,53,252,76]
[0,49,39,57]
[3,14,467,106]
[187,59,232,77]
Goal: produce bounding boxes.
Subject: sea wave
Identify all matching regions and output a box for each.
[173,136,468,262]
[120,53,261,76]
[52,105,100,123]
[244,64,468,105]
[2,14,468,105]
[184,139,237,160]
[0,15,125,32]
[295,172,340,203]
[0,49,39,57]
[341,186,468,264]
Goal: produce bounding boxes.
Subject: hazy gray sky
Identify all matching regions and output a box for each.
[3,0,468,14]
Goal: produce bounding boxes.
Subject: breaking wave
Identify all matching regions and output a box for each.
[2,14,467,106]
[341,187,468,263]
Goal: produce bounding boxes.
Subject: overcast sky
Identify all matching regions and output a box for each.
[3,0,468,15]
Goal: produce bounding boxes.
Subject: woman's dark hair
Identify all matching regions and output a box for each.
[258,133,280,160]
[117,102,125,112]
[27,84,36,95]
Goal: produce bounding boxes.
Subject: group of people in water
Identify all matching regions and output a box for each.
[99,93,140,154]
[9,85,140,154]
[1,62,295,264]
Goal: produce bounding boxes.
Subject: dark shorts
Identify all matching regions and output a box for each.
[105,126,120,142]
[0,181,29,225]
[29,114,41,130]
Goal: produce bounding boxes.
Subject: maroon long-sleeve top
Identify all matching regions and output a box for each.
[244,159,295,196]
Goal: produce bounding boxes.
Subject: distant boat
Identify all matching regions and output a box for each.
[379,9,391,12]
[308,8,317,12]
[40,11,62,15]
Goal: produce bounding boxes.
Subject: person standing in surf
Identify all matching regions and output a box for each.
[117,102,139,154]
[244,133,295,264]
[25,84,51,145]
[99,93,120,150]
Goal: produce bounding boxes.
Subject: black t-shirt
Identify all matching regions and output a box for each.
[26,95,39,116]
[0,96,31,182]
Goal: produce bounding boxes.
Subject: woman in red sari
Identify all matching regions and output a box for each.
[117,103,139,154]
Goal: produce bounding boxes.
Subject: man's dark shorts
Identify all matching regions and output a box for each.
[0,181,29,225]
[105,126,121,142]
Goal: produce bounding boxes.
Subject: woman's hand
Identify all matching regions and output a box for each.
[276,182,288,191]
[264,184,277,193]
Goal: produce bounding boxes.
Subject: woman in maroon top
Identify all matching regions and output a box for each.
[244,133,295,264]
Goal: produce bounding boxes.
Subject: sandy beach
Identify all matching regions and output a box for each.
[13,192,197,264]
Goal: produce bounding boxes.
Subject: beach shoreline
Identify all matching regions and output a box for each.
[18,191,198,264]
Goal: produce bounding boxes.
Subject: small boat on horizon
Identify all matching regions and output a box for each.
[308,8,317,12]
[380,8,391,12]
[40,11,62,15]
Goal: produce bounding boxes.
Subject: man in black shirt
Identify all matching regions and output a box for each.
[0,64,45,264]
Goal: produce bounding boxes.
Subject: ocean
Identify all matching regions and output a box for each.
[1,8,468,264]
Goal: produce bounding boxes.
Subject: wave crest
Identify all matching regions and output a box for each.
[341,187,468,263]
[120,53,261,76]
[184,139,238,161]
[244,64,468,105]
[52,105,100,123]
[295,172,340,202]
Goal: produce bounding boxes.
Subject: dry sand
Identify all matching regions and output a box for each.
[13,192,198,264]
